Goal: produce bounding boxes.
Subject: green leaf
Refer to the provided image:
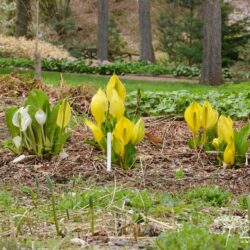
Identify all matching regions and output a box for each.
[45,103,60,146]
[24,89,50,114]
[5,106,19,138]
[124,143,136,169]
[234,124,250,157]
[53,131,71,154]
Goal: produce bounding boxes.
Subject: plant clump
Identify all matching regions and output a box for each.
[184,101,250,167]
[5,89,71,156]
[85,74,145,169]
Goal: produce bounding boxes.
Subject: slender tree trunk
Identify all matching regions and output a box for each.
[138,0,155,63]
[200,0,222,85]
[16,0,31,37]
[97,0,108,61]
[34,0,41,82]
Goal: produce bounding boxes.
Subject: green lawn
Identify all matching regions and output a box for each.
[1,68,249,93]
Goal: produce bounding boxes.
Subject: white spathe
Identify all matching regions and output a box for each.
[13,136,22,149]
[35,109,47,125]
[12,107,32,132]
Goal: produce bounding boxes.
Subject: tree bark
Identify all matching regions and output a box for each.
[16,0,31,37]
[200,0,222,85]
[138,0,155,63]
[97,0,108,61]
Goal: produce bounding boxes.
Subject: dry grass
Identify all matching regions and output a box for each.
[0,35,74,60]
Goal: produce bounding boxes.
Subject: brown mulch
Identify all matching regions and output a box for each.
[0,74,249,195]
[0,103,249,194]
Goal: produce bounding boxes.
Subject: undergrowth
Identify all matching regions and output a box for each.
[0,182,249,249]
[0,57,249,80]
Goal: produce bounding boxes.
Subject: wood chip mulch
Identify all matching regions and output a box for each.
[0,103,249,194]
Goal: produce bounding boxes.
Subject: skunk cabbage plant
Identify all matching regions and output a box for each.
[85,74,144,169]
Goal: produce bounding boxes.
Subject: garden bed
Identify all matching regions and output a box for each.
[0,74,249,249]
[0,101,249,194]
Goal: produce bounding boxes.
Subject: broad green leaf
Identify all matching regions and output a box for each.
[5,106,19,137]
[53,132,71,154]
[24,89,50,114]
[234,124,250,157]
[45,103,60,145]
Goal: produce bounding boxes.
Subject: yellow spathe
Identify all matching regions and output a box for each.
[90,89,108,126]
[85,119,104,145]
[56,100,71,128]
[184,101,202,136]
[217,115,234,144]
[106,74,126,101]
[212,138,220,151]
[201,101,218,130]
[113,116,133,145]
[112,134,125,159]
[131,119,145,145]
[223,140,235,165]
[109,90,125,119]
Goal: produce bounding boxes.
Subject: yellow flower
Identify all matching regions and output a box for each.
[223,140,235,165]
[109,90,125,119]
[217,115,234,144]
[201,101,218,144]
[131,119,145,145]
[184,101,202,141]
[85,119,104,146]
[106,74,126,101]
[112,134,125,159]
[201,101,218,130]
[56,100,71,128]
[212,138,220,151]
[90,89,108,126]
[113,117,133,145]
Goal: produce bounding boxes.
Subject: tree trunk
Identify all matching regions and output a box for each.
[16,0,31,37]
[200,0,222,85]
[34,0,41,82]
[138,0,155,63]
[97,0,108,61]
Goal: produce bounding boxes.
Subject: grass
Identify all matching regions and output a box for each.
[0,182,249,249]
[1,68,250,93]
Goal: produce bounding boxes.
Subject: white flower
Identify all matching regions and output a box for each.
[35,109,47,125]
[13,136,22,149]
[12,107,32,132]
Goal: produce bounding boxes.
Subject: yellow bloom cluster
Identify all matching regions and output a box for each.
[213,116,235,165]
[184,101,218,145]
[184,101,235,165]
[85,74,144,167]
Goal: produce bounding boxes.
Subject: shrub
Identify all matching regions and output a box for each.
[0,35,73,60]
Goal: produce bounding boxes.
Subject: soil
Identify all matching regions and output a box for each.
[0,100,249,194]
